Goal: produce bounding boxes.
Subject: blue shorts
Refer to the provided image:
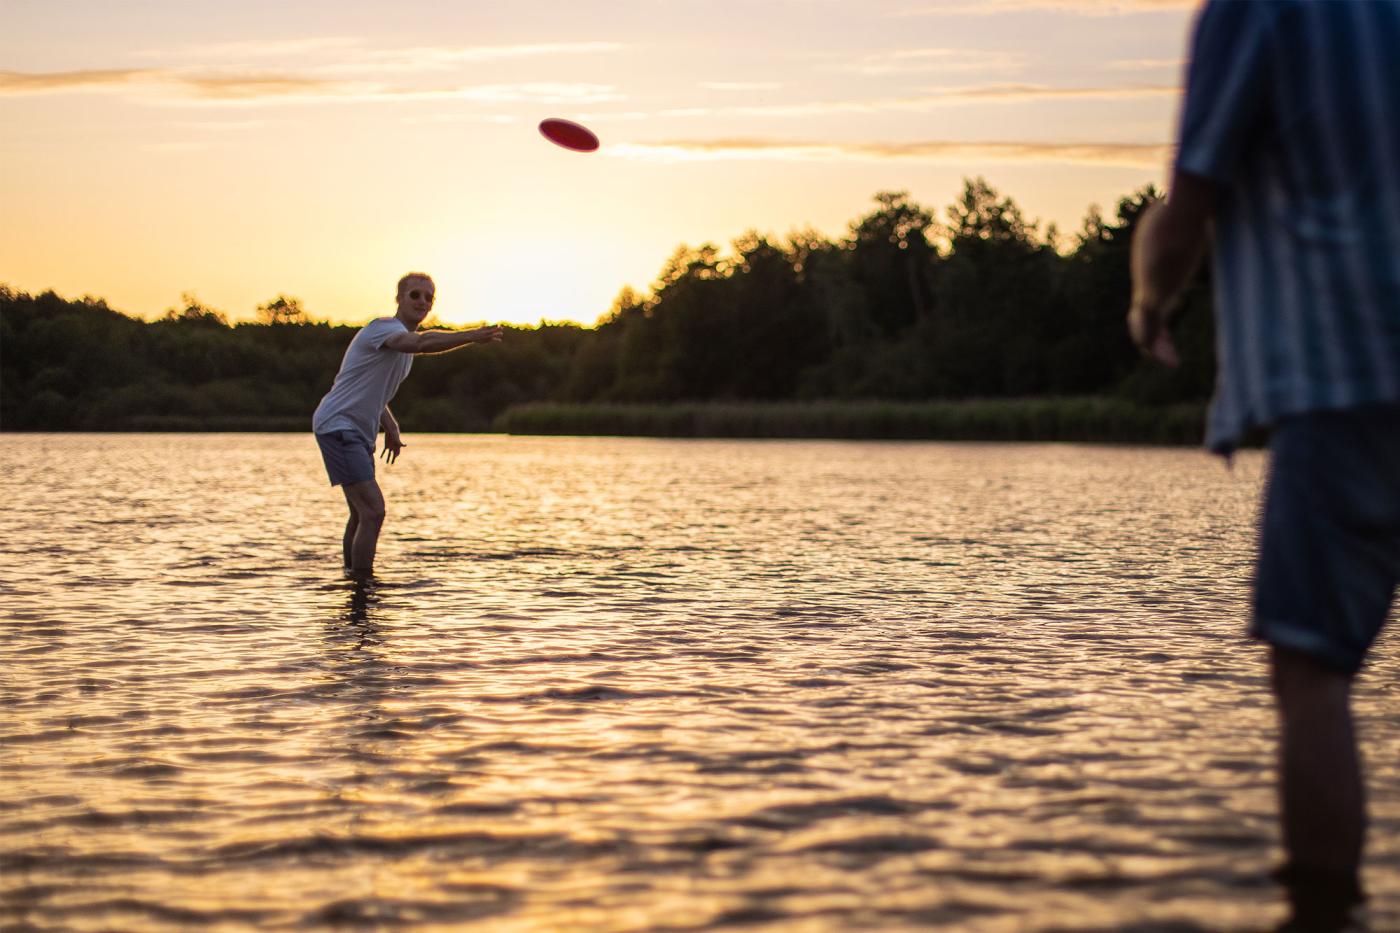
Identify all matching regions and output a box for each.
[1251,403,1400,674]
[315,430,375,487]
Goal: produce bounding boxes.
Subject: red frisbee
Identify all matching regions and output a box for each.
[538,117,599,153]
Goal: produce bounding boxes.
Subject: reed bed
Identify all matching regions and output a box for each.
[493,399,1206,445]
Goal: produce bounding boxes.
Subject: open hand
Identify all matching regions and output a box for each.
[381,434,405,464]
[475,325,504,344]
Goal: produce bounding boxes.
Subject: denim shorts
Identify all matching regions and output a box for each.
[315,430,375,487]
[1251,403,1400,674]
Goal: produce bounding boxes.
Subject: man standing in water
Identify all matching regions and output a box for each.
[313,272,502,576]
[1129,3,1400,929]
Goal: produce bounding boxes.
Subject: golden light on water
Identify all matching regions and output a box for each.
[8,434,1400,927]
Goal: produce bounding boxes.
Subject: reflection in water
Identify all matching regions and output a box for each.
[329,576,384,657]
[1,433,1398,931]
[323,577,392,747]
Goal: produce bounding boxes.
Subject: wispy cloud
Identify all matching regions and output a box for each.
[704,82,1176,118]
[137,37,362,60]
[843,48,1027,76]
[187,79,624,107]
[362,41,624,69]
[0,69,158,93]
[613,137,1170,168]
[142,141,214,154]
[0,67,622,106]
[0,68,356,100]
[179,120,268,132]
[568,110,655,124]
[1106,57,1184,70]
[699,81,784,92]
[892,0,1194,16]
[440,82,622,104]
[135,38,625,76]
[177,75,350,100]
[926,82,1178,101]
[399,113,522,126]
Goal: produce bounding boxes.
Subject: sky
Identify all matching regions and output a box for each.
[1,0,1198,327]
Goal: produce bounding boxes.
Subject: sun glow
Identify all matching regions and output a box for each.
[1,0,1190,325]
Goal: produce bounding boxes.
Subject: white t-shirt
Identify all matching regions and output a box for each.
[311,317,414,445]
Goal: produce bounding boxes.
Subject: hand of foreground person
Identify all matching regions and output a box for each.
[472,325,504,344]
[1128,297,1181,368]
[1126,172,1215,368]
[1127,200,1182,368]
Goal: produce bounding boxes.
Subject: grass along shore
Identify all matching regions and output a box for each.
[4,399,1205,443]
[492,398,1206,445]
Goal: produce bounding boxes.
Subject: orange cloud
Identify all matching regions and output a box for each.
[929,82,1179,100]
[177,75,347,100]
[0,68,621,106]
[0,69,158,93]
[708,82,1177,119]
[612,137,1171,168]
[0,68,347,99]
[894,0,1193,15]
[844,48,1029,76]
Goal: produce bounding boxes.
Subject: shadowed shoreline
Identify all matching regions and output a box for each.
[492,398,1206,444]
[0,397,1209,446]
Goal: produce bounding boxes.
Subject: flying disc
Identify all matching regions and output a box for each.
[539,118,599,153]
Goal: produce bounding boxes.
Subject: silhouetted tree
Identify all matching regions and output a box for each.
[847,191,937,337]
[928,178,1060,396]
[255,295,309,325]
[163,292,229,327]
[2,178,1220,432]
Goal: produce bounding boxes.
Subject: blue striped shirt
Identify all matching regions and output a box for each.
[1177,0,1400,453]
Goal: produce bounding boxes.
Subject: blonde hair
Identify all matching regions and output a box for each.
[396,272,434,298]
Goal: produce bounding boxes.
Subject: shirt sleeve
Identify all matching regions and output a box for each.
[364,317,408,351]
[1175,0,1275,185]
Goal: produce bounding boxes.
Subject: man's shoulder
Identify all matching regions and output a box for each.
[355,315,412,353]
[353,316,408,344]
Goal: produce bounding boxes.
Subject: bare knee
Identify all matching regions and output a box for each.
[343,482,386,527]
[356,499,385,526]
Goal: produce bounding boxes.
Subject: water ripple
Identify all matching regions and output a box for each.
[3,434,1398,930]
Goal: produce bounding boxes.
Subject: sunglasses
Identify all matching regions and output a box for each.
[407,289,435,302]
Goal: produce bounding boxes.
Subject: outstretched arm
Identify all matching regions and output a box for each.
[1127,170,1218,366]
[384,325,503,355]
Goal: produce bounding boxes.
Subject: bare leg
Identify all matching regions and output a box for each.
[341,479,386,576]
[1272,645,1365,871]
[1270,645,1366,926]
[340,496,360,570]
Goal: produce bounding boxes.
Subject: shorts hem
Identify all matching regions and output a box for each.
[1249,621,1364,675]
[329,475,375,488]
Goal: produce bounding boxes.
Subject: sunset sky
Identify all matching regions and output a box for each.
[2,0,1196,327]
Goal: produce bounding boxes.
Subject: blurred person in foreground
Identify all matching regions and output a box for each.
[312,272,502,577]
[1129,2,1400,929]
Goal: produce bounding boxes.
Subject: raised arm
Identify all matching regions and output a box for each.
[384,325,503,355]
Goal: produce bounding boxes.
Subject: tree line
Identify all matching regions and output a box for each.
[0,178,1216,433]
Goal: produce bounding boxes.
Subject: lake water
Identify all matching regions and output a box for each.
[3,433,1398,931]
